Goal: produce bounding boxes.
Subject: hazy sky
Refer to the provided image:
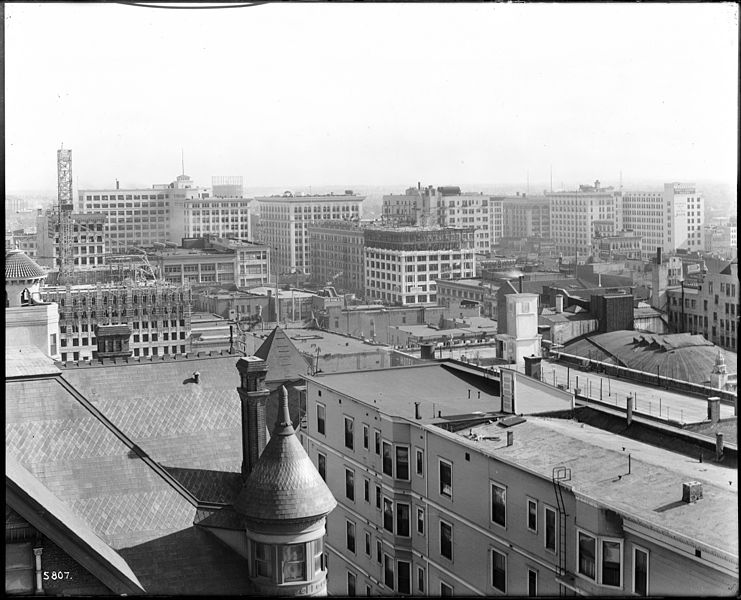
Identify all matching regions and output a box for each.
[5,2,739,192]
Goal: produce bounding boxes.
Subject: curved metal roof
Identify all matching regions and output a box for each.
[234,387,336,522]
[5,250,46,281]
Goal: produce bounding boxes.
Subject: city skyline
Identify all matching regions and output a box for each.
[5,3,738,192]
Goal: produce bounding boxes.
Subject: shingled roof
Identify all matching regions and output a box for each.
[254,326,312,383]
[233,387,336,522]
[5,249,46,280]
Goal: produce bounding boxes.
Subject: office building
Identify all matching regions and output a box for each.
[620,183,704,260]
[40,281,193,361]
[256,192,364,276]
[666,259,738,352]
[170,196,255,243]
[705,222,738,259]
[439,193,503,255]
[150,237,270,290]
[547,180,619,259]
[435,278,498,318]
[363,227,476,306]
[308,219,366,297]
[35,210,107,270]
[592,230,643,261]
[303,362,737,596]
[500,194,551,240]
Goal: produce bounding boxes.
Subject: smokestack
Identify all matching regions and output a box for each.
[656,247,662,265]
[506,431,514,446]
[598,273,602,287]
[707,396,720,424]
[414,402,421,420]
[555,295,564,313]
[236,356,270,480]
[116,179,120,190]
[626,396,633,425]
[518,276,523,293]
[418,181,421,191]
[716,433,724,462]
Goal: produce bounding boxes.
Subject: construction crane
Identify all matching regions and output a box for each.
[56,147,75,283]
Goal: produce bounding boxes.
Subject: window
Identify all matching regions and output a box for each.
[440,520,453,560]
[397,560,411,594]
[282,543,306,582]
[383,498,394,532]
[384,555,394,589]
[364,531,371,556]
[347,571,356,596]
[344,417,354,450]
[633,547,649,596]
[317,403,326,435]
[602,539,622,587]
[491,549,506,593]
[374,430,381,454]
[254,542,273,578]
[318,453,327,481]
[345,469,355,501]
[578,531,596,580]
[416,448,424,476]
[346,521,356,553]
[396,503,410,537]
[417,507,425,535]
[528,568,537,596]
[375,485,381,509]
[364,478,370,502]
[376,540,382,564]
[440,581,453,596]
[362,424,369,449]
[396,446,410,480]
[382,442,393,476]
[545,506,557,552]
[439,459,452,498]
[527,499,538,532]
[491,482,506,527]
[417,566,425,593]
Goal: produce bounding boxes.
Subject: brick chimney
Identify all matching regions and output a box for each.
[236,356,270,480]
[682,481,703,503]
[707,396,720,424]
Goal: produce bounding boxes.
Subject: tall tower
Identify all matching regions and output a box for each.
[56,147,74,282]
[235,356,271,479]
[233,383,336,596]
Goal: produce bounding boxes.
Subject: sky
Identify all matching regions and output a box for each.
[4,2,739,193]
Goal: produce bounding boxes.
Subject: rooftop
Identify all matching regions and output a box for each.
[5,249,46,280]
[247,286,315,299]
[275,328,388,356]
[6,345,61,378]
[458,417,737,557]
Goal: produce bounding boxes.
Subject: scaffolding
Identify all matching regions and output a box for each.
[56,147,75,283]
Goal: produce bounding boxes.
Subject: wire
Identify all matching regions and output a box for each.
[117,2,269,10]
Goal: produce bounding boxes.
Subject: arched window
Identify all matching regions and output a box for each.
[20,288,31,306]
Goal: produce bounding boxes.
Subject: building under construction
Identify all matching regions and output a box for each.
[40,280,194,362]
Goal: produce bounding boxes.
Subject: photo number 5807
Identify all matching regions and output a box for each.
[43,571,71,581]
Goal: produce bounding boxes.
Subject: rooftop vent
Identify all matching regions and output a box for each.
[682,481,703,504]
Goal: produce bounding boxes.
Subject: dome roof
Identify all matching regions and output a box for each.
[5,250,46,281]
[234,387,336,522]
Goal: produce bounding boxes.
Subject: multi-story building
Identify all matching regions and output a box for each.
[704,222,738,259]
[382,186,424,226]
[78,174,210,252]
[151,237,270,290]
[302,362,737,597]
[256,192,364,276]
[5,229,38,259]
[439,193,503,255]
[435,277,498,318]
[211,175,244,198]
[591,230,642,261]
[665,259,738,351]
[547,180,619,259]
[500,193,551,240]
[364,227,476,306]
[35,210,107,270]
[40,281,193,361]
[620,183,704,260]
[308,219,366,297]
[170,196,254,243]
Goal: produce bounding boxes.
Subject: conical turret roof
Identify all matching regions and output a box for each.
[234,386,336,522]
[5,250,46,281]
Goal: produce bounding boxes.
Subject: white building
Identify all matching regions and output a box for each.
[620,183,704,260]
[495,288,542,368]
[439,193,503,255]
[546,180,619,258]
[363,227,476,306]
[256,192,364,276]
[174,196,255,243]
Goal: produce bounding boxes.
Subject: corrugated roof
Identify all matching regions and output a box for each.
[234,387,336,522]
[5,250,46,280]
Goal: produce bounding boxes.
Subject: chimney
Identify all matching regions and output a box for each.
[236,356,270,480]
[414,402,421,420]
[682,481,703,503]
[707,396,720,424]
[418,181,421,191]
[598,272,602,287]
[518,276,523,293]
[524,355,542,380]
[116,179,120,190]
[506,431,514,446]
[420,343,435,360]
[555,295,564,313]
[715,433,724,462]
[656,247,662,265]
[192,371,200,384]
[626,396,633,425]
